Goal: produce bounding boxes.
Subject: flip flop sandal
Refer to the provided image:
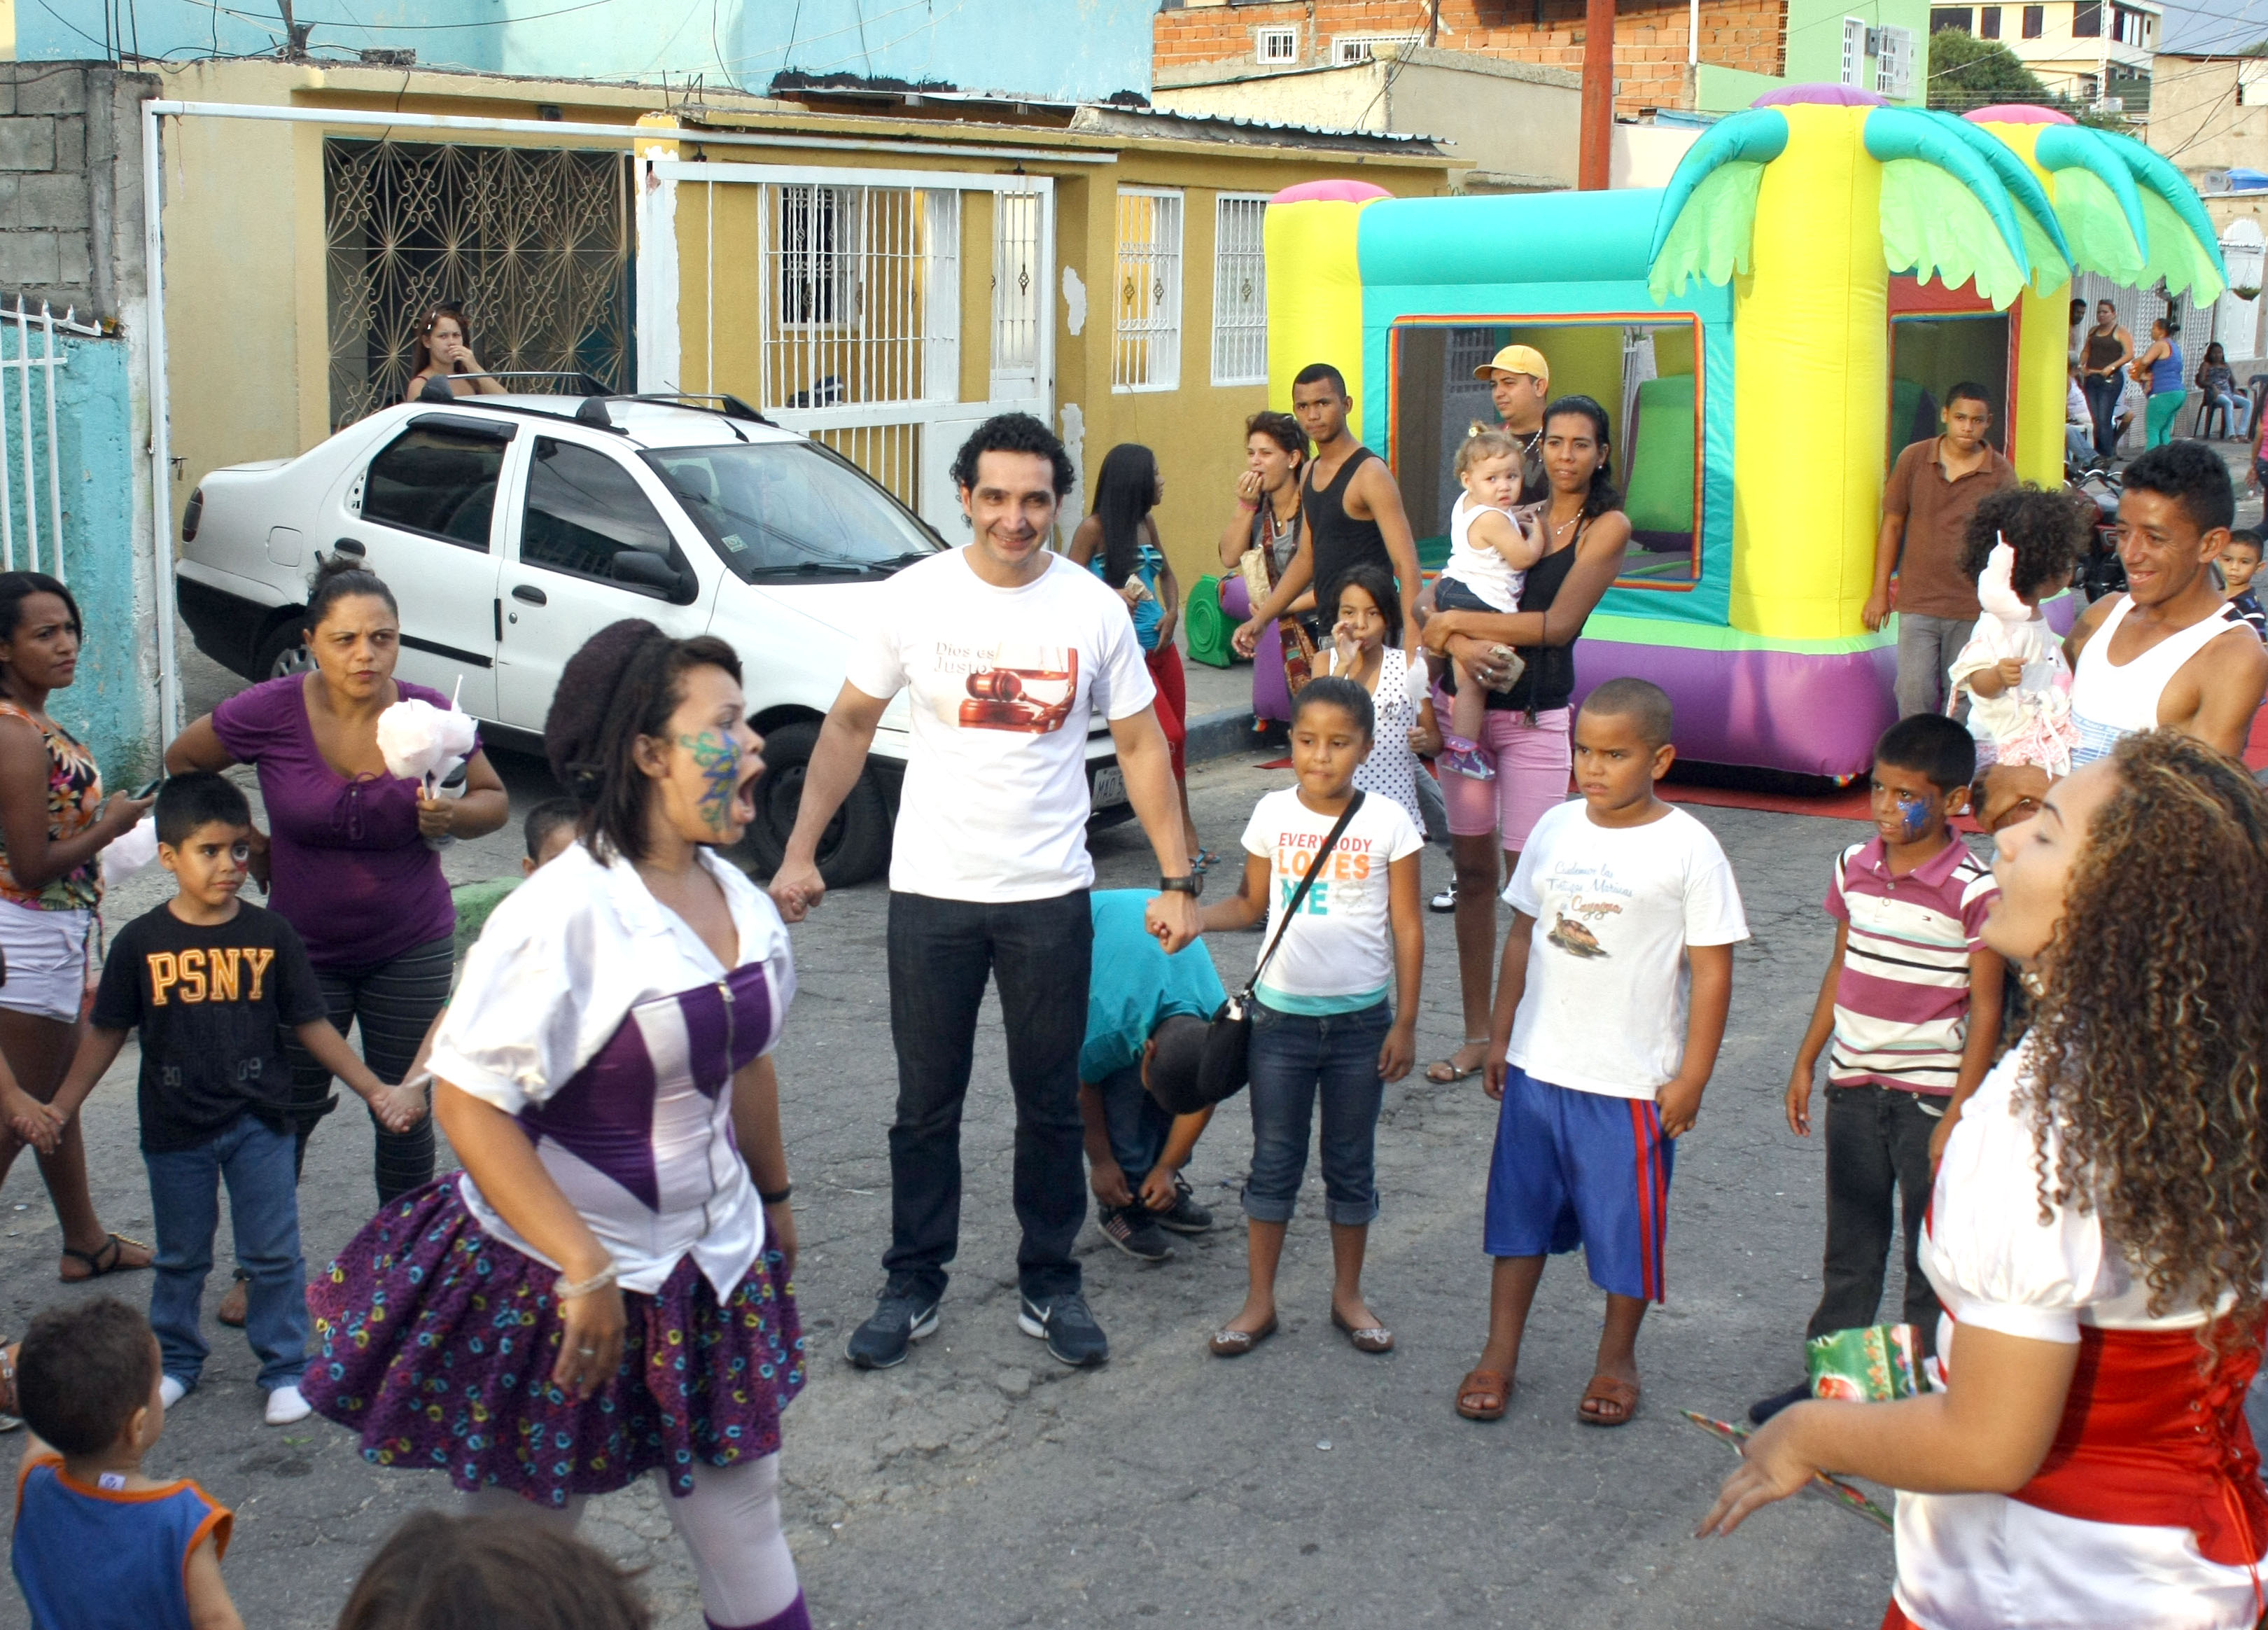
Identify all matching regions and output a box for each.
[1456,1367,1513,1421]
[59,1232,150,1283]
[1208,1317,1278,1357]
[1578,1373,1641,1428]
[1190,849,1223,875]
[1331,1308,1394,1354]
[1424,1040,1491,1085]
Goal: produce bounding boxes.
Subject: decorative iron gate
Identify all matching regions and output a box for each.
[324,139,635,429]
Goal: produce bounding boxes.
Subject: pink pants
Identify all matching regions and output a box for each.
[1436,702,1572,852]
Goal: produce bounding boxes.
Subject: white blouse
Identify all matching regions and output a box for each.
[427,841,795,1297]
[1329,645,1426,835]
[1894,1041,2266,1630]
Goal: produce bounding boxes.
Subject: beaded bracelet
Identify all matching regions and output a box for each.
[555,1261,620,1301]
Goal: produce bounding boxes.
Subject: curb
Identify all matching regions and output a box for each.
[1185,704,1266,766]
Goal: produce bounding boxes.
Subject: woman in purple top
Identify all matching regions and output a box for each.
[166,557,509,1208]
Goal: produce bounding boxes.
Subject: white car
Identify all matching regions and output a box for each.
[176,392,1133,886]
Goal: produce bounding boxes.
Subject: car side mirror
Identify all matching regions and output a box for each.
[614,549,696,603]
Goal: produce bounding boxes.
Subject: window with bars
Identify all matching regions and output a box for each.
[755,183,957,410]
[1114,188,1184,393]
[1334,32,1420,64]
[1875,25,1915,97]
[1212,195,1268,386]
[1256,25,1298,63]
[993,189,1044,396]
[778,186,860,328]
[1840,16,1868,86]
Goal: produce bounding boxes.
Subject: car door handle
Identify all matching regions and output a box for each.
[512,585,547,606]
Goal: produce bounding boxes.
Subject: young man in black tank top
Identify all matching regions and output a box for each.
[1233,363,1422,657]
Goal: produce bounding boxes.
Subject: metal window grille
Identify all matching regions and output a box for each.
[0,300,94,580]
[1446,327,1499,378]
[1334,32,1420,64]
[323,139,633,429]
[1256,25,1298,63]
[1211,195,1268,386]
[1840,16,1867,86]
[1114,189,1183,393]
[993,188,1043,392]
[756,183,958,411]
[1875,25,1914,97]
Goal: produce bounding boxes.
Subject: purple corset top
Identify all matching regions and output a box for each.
[517,961,780,1213]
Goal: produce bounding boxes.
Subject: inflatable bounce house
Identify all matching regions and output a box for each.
[1260,85,2227,777]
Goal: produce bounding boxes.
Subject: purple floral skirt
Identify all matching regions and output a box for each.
[302,1178,804,1505]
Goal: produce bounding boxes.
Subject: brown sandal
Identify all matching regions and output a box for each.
[1455,1367,1513,1421]
[1208,1316,1278,1357]
[1577,1373,1640,1427]
[1330,1307,1394,1354]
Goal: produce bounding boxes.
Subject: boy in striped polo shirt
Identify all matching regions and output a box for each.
[1754,716,2003,1423]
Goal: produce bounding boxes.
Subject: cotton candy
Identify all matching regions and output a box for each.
[1948,540,2079,776]
[100,814,160,889]
[377,697,478,788]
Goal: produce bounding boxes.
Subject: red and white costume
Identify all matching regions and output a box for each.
[1889,1040,2268,1630]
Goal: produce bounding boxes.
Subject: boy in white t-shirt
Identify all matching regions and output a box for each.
[1455,678,1747,1428]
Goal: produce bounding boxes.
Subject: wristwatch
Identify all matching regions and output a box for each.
[1158,875,1200,896]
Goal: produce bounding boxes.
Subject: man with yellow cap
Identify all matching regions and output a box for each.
[1478,344,1551,496]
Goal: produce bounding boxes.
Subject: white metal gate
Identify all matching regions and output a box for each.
[657,161,1054,537]
[0,300,97,580]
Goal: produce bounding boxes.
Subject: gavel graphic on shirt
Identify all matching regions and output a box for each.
[958,655,1079,734]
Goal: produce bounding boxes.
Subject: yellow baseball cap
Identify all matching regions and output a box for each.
[1476,344,1549,384]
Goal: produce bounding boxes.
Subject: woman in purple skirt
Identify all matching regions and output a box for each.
[304,620,811,1630]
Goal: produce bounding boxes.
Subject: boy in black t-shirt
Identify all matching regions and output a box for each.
[30,774,419,1426]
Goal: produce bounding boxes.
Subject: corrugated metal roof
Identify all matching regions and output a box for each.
[1070,104,1446,146]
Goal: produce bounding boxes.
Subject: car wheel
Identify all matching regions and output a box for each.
[734,720,890,889]
[252,620,316,681]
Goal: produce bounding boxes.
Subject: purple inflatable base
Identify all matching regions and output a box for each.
[1567,639,1898,781]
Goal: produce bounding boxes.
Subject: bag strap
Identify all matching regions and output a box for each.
[1244,791,1365,1000]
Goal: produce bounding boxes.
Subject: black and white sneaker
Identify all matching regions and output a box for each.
[845,1288,941,1370]
[1152,1177,1215,1236]
[1098,1205,1174,1262]
[1018,1290,1109,1367]
[1429,885,1457,914]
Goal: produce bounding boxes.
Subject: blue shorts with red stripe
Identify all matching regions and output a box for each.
[1483,1066,1675,1302]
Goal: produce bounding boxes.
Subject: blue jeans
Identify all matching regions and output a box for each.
[882,889,1091,1303]
[1095,1063,1170,1204]
[144,1113,308,1391]
[1242,1000,1390,1225]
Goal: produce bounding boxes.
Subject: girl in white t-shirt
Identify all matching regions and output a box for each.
[1323,562,1442,835]
[1198,676,1424,1360]
[1433,428,1543,781]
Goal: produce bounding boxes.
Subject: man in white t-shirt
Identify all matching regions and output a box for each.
[769,413,1200,1373]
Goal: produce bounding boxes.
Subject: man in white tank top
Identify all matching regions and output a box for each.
[1983,444,2267,824]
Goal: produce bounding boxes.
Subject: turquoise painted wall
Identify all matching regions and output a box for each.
[0,328,155,787]
[18,0,1157,101]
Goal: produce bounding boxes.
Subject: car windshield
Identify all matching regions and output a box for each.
[643,440,942,582]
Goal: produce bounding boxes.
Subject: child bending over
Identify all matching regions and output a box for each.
[1457,678,1747,1426]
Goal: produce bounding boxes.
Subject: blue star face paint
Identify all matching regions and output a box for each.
[1893,791,1932,844]
[678,729,743,835]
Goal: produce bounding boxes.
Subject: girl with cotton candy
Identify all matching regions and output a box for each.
[166,557,508,1230]
[1947,487,2093,779]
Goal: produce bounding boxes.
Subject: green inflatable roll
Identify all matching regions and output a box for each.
[1185,574,1233,668]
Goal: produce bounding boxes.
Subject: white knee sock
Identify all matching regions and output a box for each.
[459,1485,587,1535]
[657,1456,802,1628]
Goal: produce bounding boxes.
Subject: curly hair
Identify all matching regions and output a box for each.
[2022,730,2268,1341]
[948,412,1073,499]
[1959,484,2093,603]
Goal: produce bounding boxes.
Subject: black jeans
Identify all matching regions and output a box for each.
[1807,1083,1945,1351]
[882,889,1091,1304]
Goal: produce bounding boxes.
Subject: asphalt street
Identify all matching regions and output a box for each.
[0,646,1900,1629]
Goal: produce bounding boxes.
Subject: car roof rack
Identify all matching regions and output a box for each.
[575,393,773,428]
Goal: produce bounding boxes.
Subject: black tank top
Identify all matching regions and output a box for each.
[1490,523,1583,714]
[1304,446,1390,605]
[2083,327,2124,373]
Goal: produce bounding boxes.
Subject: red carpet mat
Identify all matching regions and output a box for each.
[2248,708,2268,772]
[1658,777,1872,821]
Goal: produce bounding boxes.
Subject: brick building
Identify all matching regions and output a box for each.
[1154,0,1930,118]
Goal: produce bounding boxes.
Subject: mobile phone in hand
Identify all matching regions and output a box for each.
[133,776,162,799]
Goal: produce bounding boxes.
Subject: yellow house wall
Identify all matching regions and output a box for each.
[153,57,1450,591]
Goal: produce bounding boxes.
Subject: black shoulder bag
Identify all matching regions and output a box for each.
[1161,792,1366,1117]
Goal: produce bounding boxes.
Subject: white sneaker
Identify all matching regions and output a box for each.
[262,1384,311,1426]
[159,1375,189,1408]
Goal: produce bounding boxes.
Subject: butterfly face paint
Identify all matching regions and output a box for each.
[678,730,743,834]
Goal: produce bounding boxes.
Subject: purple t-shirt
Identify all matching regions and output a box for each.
[211,676,470,970]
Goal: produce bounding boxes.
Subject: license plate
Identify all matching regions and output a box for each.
[1091,764,1128,809]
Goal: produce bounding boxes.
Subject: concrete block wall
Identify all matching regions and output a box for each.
[0,64,158,323]
[1155,0,1789,118]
